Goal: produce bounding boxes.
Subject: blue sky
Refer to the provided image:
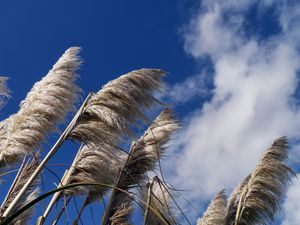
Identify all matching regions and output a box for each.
[1,0,300,224]
[0,0,196,108]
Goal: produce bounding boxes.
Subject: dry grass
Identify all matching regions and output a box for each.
[0,47,296,225]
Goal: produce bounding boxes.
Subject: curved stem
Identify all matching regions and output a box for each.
[1,182,170,225]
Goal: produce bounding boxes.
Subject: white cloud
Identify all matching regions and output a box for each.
[183,4,235,58]
[165,0,300,222]
[281,175,300,225]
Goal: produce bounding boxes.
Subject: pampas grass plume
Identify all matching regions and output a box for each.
[231,137,295,225]
[69,69,166,144]
[65,143,127,200]
[0,47,82,166]
[197,190,227,225]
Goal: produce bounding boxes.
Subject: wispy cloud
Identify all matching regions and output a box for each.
[165,0,300,223]
[165,71,211,104]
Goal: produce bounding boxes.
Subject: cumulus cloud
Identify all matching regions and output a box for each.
[165,0,300,222]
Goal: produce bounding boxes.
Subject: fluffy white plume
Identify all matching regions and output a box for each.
[103,109,179,224]
[66,69,166,199]
[54,69,167,224]
[197,190,227,225]
[69,68,166,144]
[229,137,295,225]
[116,109,179,190]
[225,175,250,224]
[65,143,127,201]
[66,109,178,223]
[0,47,82,166]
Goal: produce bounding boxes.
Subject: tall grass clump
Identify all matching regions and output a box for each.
[0,47,296,225]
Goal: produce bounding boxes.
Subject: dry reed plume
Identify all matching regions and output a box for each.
[197,190,227,225]
[104,109,179,225]
[69,68,166,145]
[115,108,179,189]
[65,143,127,199]
[0,47,81,166]
[35,68,168,225]
[229,137,295,225]
[225,175,250,225]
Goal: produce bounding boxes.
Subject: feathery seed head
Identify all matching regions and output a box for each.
[66,69,169,201]
[0,47,82,166]
[106,111,178,225]
[84,109,178,224]
[197,190,227,225]
[122,109,179,187]
[69,69,166,145]
[225,175,250,225]
[229,137,295,225]
[65,143,127,200]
